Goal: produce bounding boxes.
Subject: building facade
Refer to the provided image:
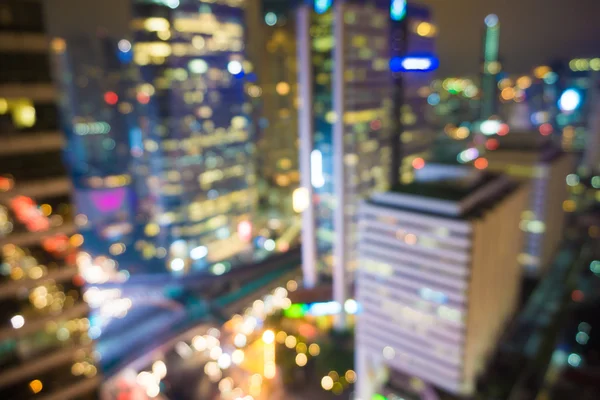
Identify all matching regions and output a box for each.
[355,167,528,397]
[46,0,258,275]
[485,133,573,276]
[297,0,395,310]
[0,0,98,398]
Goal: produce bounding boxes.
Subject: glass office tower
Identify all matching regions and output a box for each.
[0,0,98,398]
[130,0,257,268]
[46,0,258,275]
[391,2,439,185]
[297,0,394,310]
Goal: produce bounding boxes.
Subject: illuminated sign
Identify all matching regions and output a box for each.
[390,55,439,72]
[390,0,407,21]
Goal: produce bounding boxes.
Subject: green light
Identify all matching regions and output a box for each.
[372,394,388,400]
[283,303,308,319]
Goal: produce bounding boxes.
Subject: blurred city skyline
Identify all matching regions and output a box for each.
[418,0,600,75]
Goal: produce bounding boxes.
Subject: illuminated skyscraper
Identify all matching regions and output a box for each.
[47,0,258,273]
[297,0,394,309]
[390,2,439,185]
[0,1,99,398]
[355,166,529,398]
[253,1,300,217]
[130,0,257,268]
[298,1,438,313]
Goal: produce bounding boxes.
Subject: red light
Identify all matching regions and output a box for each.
[539,123,553,136]
[104,91,119,105]
[485,138,499,151]
[370,119,382,130]
[412,157,425,170]
[237,221,252,242]
[572,290,584,302]
[474,158,489,170]
[497,124,510,136]
[136,92,150,104]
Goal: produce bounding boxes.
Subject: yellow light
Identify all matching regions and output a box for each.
[328,371,339,380]
[71,362,85,376]
[321,376,334,391]
[332,382,343,395]
[501,87,515,101]
[286,280,298,292]
[292,187,309,213]
[157,30,171,40]
[145,223,160,237]
[262,330,275,344]
[454,126,470,139]
[295,353,308,367]
[516,76,532,90]
[285,335,297,349]
[51,38,66,53]
[276,82,290,95]
[563,200,576,212]
[534,65,551,79]
[264,362,276,379]
[29,380,43,394]
[591,58,600,71]
[39,204,52,217]
[416,22,435,37]
[232,349,245,365]
[144,17,170,32]
[296,342,307,354]
[28,266,43,280]
[70,234,84,247]
[275,331,287,344]
[345,370,357,383]
[13,102,36,128]
[487,61,501,74]
[308,343,320,356]
[0,98,7,114]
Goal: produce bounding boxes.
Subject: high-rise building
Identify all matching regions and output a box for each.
[484,132,573,276]
[46,0,258,274]
[355,166,529,397]
[390,2,439,185]
[253,1,300,217]
[297,0,394,309]
[0,0,99,398]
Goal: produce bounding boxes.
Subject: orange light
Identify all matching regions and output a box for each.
[104,92,118,105]
[412,157,425,170]
[29,380,43,394]
[474,158,489,170]
[501,87,515,101]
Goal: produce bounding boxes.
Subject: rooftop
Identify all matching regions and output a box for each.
[371,164,518,217]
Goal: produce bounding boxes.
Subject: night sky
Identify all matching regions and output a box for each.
[416,0,600,77]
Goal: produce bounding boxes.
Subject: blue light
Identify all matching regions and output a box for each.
[265,12,277,26]
[390,0,407,21]
[427,93,440,106]
[390,55,439,72]
[314,0,332,14]
[485,14,499,28]
[558,89,582,112]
